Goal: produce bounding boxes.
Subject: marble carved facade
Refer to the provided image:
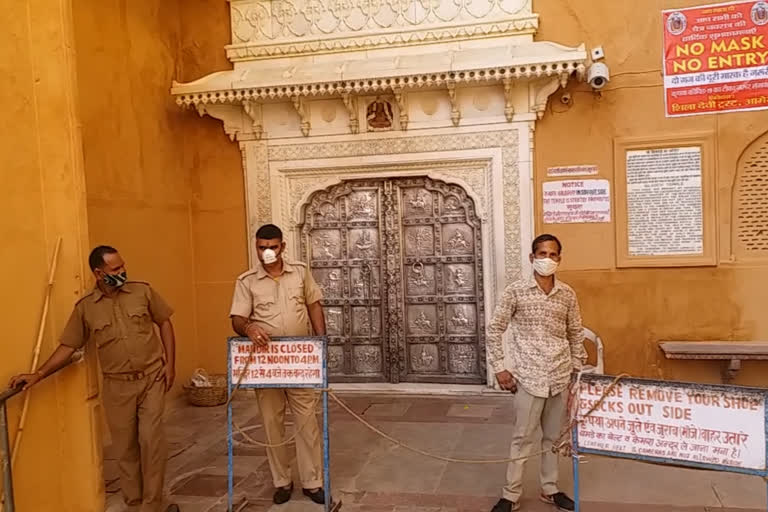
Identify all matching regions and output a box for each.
[172,0,588,385]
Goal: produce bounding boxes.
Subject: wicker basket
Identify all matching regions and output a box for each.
[183,373,228,407]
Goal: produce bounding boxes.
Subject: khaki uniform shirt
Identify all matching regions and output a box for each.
[60,281,174,374]
[487,277,587,398]
[229,259,323,337]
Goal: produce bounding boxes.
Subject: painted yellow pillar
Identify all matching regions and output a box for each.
[0,1,103,510]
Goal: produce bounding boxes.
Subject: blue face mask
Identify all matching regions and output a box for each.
[103,271,127,288]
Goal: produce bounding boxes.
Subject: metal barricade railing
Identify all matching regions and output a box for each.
[0,361,73,512]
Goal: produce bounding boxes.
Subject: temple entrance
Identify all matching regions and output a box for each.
[299,176,486,384]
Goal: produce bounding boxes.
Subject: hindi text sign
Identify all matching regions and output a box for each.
[543,179,611,224]
[663,0,768,117]
[230,337,324,387]
[577,375,767,472]
[626,147,703,256]
[547,165,599,177]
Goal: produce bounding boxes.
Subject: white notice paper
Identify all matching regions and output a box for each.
[626,147,703,256]
[543,179,611,224]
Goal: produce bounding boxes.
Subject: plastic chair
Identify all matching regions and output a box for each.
[582,327,604,374]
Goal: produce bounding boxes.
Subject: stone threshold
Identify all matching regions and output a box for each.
[170,383,508,411]
[328,382,508,396]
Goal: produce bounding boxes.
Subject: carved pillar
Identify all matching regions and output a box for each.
[393,87,409,131]
[447,81,461,127]
[291,95,311,137]
[502,77,515,122]
[341,92,359,134]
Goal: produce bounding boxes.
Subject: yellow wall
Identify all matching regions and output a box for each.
[0,1,102,510]
[534,0,768,386]
[181,3,248,374]
[73,0,246,382]
[71,0,199,389]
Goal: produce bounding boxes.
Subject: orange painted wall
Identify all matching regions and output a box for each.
[0,1,102,510]
[71,0,199,389]
[180,3,248,375]
[534,0,768,386]
[71,0,244,386]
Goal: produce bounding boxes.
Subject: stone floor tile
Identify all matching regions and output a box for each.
[166,494,224,512]
[446,404,496,418]
[400,401,450,422]
[362,401,413,417]
[202,455,268,476]
[328,419,388,452]
[437,462,504,497]
[330,505,394,512]
[329,448,375,491]
[354,451,447,494]
[384,422,464,453]
[449,423,512,459]
[172,473,245,497]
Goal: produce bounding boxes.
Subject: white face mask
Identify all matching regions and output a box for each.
[532,257,559,277]
[262,248,278,265]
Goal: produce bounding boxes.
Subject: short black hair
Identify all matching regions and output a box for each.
[256,224,283,240]
[531,234,562,254]
[89,245,118,271]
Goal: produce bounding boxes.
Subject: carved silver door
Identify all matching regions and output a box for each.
[300,177,485,384]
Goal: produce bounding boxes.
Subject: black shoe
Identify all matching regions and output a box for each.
[541,492,575,511]
[165,506,180,512]
[303,487,325,504]
[273,483,294,504]
[491,498,520,512]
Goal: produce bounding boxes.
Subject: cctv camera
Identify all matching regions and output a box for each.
[587,62,610,90]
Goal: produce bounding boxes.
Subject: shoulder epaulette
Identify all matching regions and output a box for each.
[74,289,97,306]
[236,268,260,280]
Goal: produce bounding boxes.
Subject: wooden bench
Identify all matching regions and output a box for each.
[659,341,768,383]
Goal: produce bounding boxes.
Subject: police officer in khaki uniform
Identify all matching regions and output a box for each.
[10,246,180,512]
[230,224,326,506]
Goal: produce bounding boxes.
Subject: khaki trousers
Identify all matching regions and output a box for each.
[256,388,323,489]
[103,370,167,512]
[502,386,566,503]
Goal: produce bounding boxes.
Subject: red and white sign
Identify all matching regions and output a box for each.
[577,378,766,470]
[230,339,324,386]
[542,179,611,224]
[663,1,768,117]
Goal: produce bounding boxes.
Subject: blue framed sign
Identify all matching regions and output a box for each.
[226,336,336,512]
[572,374,768,511]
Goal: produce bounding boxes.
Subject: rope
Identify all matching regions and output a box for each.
[227,340,629,463]
[226,341,321,449]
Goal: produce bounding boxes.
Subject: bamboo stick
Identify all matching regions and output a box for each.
[10,237,63,467]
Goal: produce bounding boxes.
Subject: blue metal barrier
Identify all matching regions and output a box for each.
[226,336,335,512]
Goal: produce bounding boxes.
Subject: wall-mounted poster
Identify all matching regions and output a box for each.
[614,134,717,268]
[663,1,768,117]
[626,147,703,256]
[543,179,611,224]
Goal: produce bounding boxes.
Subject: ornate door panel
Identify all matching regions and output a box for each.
[300,177,485,384]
